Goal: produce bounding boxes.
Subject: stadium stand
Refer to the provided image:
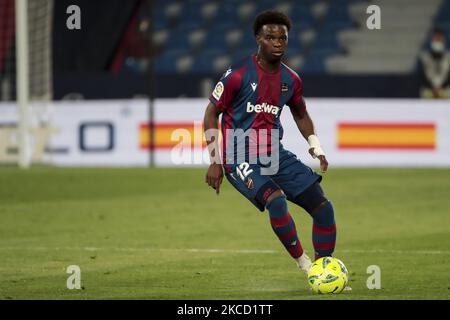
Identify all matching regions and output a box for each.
[44,0,450,98]
[152,0,336,74]
[328,0,443,73]
[150,0,450,75]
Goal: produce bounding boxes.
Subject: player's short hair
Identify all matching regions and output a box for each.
[253,10,292,36]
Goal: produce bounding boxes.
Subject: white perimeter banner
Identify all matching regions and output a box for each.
[154,98,450,168]
[0,100,149,166]
[1,98,449,167]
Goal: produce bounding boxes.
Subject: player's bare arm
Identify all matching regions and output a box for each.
[289,101,328,173]
[203,102,223,194]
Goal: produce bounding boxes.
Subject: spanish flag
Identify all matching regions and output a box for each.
[139,122,206,150]
[337,122,436,150]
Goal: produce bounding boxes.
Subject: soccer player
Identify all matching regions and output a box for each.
[203,11,336,275]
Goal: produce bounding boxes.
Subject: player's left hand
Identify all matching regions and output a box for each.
[317,155,328,173]
[205,163,224,195]
[309,147,328,173]
[307,134,328,173]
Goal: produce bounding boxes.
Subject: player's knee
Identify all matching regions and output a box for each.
[265,192,287,217]
[294,182,328,215]
[266,189,284,204]
[255,180,283,209]
[313,200,335,227]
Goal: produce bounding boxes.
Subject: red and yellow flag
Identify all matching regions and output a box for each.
[139,122,207,150]
[337,122,436,150]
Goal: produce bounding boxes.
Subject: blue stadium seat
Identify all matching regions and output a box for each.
[211,13,244,37]
[231,48,256,62]
[203,23,239,52]
[152,14,167,31]
[288,42,304,55]
[154,49,187,73]
[301,55,326,73]
[290,3,316,23]
[233,32,257,51]
[255,2,281,14]
[191,49,225,73]
[290,19,315,35]
[324,3,352,23]
[152,2,171,30]
[311,33,342,54]
[285,26,307,51]
[184,0,211,4]
[319,20,354,38]
[217,1,241,20]
[153,0,175,4]
[177,5,206,27]
[164,31,192,52]
[174,18,205,30]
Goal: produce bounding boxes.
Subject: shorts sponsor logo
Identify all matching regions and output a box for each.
[263,187,274,201]
[246,177,254,189]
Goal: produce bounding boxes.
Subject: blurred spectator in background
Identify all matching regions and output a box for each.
[110,0,151,75]
[419,29,450,99]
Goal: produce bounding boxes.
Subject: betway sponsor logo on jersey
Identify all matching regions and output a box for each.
[246,102,280,115]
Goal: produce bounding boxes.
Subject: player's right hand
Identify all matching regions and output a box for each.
[205,164,223,195]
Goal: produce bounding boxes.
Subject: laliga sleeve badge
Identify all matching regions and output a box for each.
[212,81,224,100]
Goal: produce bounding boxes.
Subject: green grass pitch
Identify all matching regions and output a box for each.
[0,167,449,299]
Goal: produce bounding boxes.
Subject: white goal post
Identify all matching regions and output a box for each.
[15,0,30,168]
[1,0,54,168]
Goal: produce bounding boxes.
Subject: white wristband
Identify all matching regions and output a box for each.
[307,135,325,158]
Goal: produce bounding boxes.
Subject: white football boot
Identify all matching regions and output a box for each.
[296,252,312,275]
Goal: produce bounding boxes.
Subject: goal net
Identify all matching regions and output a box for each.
[0,0,54,167]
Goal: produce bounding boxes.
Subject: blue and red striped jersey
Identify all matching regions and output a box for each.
[209,54,306,165]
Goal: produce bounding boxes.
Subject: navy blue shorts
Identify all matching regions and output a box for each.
[224,147,322,212]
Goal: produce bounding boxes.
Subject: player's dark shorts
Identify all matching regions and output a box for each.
[224,146,322,212]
